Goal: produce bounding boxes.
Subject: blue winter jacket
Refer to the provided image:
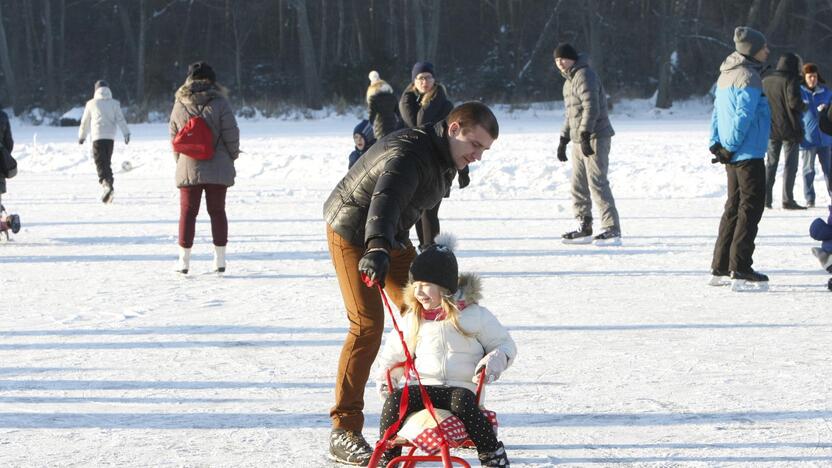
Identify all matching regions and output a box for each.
[710,52,771,163]
[800,84,832,149]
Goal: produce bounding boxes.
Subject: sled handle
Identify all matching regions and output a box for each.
[475,367,486,404]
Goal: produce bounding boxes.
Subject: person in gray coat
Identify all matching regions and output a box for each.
[554,43,621,245]
[78,80,130,204]
[169,61,240,274]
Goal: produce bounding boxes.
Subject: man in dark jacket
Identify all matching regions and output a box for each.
[323,102,499,465]
[762,52,807,209]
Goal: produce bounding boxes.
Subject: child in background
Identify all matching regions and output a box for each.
[348,119,375,169]
[374,236,515,467]
[810,206,832,289]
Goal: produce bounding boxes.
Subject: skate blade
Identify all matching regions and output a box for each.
[708,275,730,286]
[730,279,769,292]
[562,236,594,245]
[593,237,622,247]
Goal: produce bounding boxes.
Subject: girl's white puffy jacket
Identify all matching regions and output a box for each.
[375,274,517,393]
[78,87,130,142]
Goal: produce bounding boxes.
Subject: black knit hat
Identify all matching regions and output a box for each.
[188,61,216,82]
[409,243,458,294]
[411,61,435,81]
[554,43,579,61]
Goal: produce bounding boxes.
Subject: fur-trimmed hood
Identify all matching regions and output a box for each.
[175,78,229,106]
[402,272,482,314]
[366,80,394,103]
[93,86,113,100]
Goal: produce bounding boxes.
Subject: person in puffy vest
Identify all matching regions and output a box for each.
[78,80,130,204]
[373,239,516,467]
[168,61,240,275]
[707,27,771,286]
[800,63,832,208]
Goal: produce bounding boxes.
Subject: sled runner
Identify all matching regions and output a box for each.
[367,285,500,468]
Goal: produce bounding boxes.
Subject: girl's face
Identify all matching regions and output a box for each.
[353,133,366,150]
[413,281,442,309]
[414,73,435,94]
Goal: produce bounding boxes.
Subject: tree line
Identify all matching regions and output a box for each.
[0,0,829,120]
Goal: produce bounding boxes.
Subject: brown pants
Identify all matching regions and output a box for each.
[326,224,416,432]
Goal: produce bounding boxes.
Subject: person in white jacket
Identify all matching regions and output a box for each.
[78,80,130,203]
[373,239,516,467]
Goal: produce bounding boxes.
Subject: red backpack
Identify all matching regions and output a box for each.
[172,104,215,160]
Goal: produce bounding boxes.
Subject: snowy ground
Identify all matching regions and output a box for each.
[2,99,832,467]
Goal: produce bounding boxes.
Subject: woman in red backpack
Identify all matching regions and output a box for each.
[169,61,240,274]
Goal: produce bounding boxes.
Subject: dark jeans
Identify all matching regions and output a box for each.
[765,139,799,205]
[415,202,441,249]
[93,139,114,185]
[711,159,766,273]
[178,184,228,248]
[801,146,832,204]
[379,385,498,455]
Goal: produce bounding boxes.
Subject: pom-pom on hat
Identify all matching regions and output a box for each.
[409,233,459,293]
[369,70,381,84]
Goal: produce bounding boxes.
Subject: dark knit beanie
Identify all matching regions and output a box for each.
[553,43,579,61]
[188,61,216,82]
[734,26,766,57]
[411,61,435,81]
[409,243,458,294]
[94,80,109,90]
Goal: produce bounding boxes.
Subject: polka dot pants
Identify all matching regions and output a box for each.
[379,385,498,456]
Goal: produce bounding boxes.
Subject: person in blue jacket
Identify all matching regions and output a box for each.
[707,26,771,287]
[800,62,832,208]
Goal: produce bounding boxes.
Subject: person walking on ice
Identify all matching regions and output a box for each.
[78,80,130,204]
[707,27,771,290]
[553,43,622,246]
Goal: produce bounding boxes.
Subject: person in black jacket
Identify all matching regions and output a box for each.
[0,109,14,204]
[762,52,807,209]
[366,71,400,140]
[322,102,499,466]
[399,61,459,251]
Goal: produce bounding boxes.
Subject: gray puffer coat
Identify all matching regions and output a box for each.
[559,53,615,141]
[169,79,240,188]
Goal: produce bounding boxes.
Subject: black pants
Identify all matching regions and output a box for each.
[711,159,766,273]
[379,385,498,456]
[93,139,115,186]
[415,202,441,250]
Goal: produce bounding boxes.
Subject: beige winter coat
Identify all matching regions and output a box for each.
[169,79,240,188]
[374,274,517,393]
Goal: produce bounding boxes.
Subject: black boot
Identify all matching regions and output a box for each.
[478,441,510,467]
[328,429,373,465]
[562,216,593,244]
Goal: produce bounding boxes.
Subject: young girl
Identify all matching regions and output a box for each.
[374,239,516,467]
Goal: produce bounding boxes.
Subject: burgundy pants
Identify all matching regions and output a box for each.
[178,184,228,248]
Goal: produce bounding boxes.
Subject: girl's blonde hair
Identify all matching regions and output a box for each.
[403,284,472,351]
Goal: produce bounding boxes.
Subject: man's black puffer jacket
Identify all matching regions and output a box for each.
[324,121,457,249]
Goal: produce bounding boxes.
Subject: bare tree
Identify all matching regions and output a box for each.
[289,0,322,109]
[0,1,16,112]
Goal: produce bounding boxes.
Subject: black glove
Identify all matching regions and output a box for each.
[556,136,569,162]
[579,131,594,156]
[457,166,470,189]
[709,142,733,164]
[78,138,85,145]
[358,247,390,288]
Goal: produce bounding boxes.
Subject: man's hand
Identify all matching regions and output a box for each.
[557,136,570,162]
[78,138,85,145]
[579,131,594,156]
[358,248,390,288]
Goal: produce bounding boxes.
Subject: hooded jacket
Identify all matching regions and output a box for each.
[559,53,615,141]
[169,79,240,188]
[399,83,453,129]
[367,80,401,140]
[374,273,517,393]
[323,121,457,248]
[78,86,130,142]
[710,52,771,163]
[762,53,806,142]
[801,83,832,148]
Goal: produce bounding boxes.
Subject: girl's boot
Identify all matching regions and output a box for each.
[177,246,191,274]
[213,246,226,273]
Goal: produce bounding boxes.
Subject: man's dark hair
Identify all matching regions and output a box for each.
[446,101,499,139]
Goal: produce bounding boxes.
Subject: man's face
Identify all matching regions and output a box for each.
[753,44,770,63]
[447,122,495,170]
[806,72,819,89]
[555,57,575,73]
[353,133,365,151]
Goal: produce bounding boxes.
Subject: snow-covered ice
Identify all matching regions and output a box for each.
[2,99,832,467]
